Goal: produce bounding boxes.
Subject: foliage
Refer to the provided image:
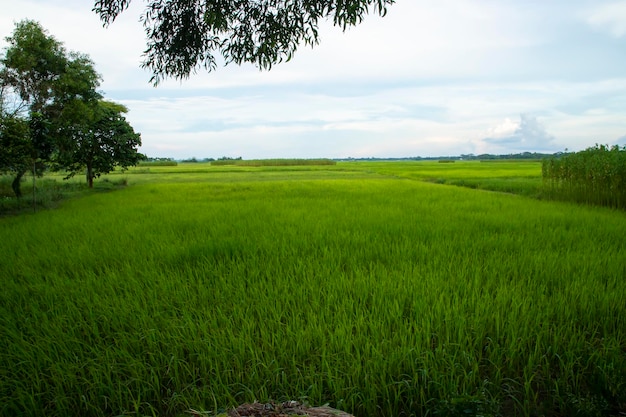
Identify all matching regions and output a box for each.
[46,51,142,188]
[1,168,625,417]
[56,100,142,187]
[0,174,129,215]
[1,20,142,193]
[52,52,103,107]
[0,20,68,197]
[93,0,395,84]
[0,115,31,197]
[542,144,626,209]
[1,20,67,113]
[0,116,30,173]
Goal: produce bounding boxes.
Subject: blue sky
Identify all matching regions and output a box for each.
[2,0,626,159]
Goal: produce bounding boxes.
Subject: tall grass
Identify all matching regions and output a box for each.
[1,171,625,417]
[0,174,129,216]
[0,175,84,215]
[542,144,626,208]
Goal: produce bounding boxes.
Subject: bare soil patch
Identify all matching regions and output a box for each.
[225,401,353,417]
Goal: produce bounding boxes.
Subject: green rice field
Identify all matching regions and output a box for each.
[1,161,625,417]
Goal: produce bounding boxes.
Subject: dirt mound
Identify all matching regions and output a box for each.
[226,401,353,417]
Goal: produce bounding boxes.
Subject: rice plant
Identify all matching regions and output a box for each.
[1,164,625,417]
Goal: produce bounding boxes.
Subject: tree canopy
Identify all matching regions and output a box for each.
[1,20,142,196]
[0,20,67,197]
[1,20,67,113]
[56,100,142,188]
[93,0,395,84]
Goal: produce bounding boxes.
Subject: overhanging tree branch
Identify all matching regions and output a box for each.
[93,0,394,84]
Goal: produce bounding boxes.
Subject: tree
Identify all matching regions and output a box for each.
[2,20,67,113]
[50,52,142,188]
[0,20,67,197]
[93,0,395,84]
[0,110,51,198]
[2,20,142,195]
[56,100,142,188]
[0,115,30,197]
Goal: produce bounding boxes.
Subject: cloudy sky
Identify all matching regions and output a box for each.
[2,0,626,159]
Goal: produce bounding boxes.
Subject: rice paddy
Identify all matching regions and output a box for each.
[1,161,625,417]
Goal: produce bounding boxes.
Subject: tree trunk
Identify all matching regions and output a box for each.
[86,164,94,188]
[11,169,26,198]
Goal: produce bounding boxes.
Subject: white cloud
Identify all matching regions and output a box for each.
[483,118,520,139]
[479,114,555,153]
[2,0,626,158]
[118,75,626,159]
[586,1,626,37]
[0,0,149,90]
[148,0,542,90]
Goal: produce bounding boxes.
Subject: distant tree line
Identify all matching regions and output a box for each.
[150,153,558,165]
[462,151,556,161]
[139,156,245,164]
[142,156,174,163]
[138,157,177,166]
[212,158,336,167]
[0,20,142,197]
[337,152,557,162]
